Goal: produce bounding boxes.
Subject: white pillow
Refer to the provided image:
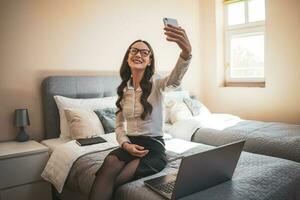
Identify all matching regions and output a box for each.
[164,99,176,123]
[163,90,190,123]
[169,102,193,124]
[54,95,118,138]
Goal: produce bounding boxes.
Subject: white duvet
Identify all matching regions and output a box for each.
[41,133,119,193]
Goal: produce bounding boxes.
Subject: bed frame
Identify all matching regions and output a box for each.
[42,75,121,200]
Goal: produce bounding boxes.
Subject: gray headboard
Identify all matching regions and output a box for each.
[42,76,121,139]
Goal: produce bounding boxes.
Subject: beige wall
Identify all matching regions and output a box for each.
[0,0,203,141]
[201,0,300,124]
[1,0,299,142]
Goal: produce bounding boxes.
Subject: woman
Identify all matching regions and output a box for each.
[89,24,192,200]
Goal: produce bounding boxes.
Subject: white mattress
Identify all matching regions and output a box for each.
[41,137,72,153]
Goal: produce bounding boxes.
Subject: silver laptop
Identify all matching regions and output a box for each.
[144,140,245,200]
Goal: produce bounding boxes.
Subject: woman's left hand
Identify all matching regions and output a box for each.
[164,24,192,60]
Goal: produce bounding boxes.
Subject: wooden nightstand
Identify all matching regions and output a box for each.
[0,140,52,200]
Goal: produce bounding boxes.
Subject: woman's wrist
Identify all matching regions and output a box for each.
[180,52,192,61]
[122,141,131,150]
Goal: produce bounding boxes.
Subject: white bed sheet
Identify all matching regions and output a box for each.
[41,137,72,153]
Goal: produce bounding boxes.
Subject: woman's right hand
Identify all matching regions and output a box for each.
[122,142,149,157]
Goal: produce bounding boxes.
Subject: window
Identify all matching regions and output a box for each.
[224,0,265,86]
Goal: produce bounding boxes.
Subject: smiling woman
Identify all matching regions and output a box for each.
[89,24,192,200]
[118,40,156,122]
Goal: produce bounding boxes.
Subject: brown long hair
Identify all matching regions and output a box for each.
[116,40,155,120]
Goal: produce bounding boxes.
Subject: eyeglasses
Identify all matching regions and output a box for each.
[129,47,151,57]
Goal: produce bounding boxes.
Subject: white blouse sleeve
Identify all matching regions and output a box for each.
[156,55,191,91]
[115,110,130,147]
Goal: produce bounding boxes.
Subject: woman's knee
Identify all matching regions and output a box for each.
[101,155,124,173]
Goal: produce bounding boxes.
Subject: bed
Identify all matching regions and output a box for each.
[190,116,300,163]
[41,76,300,200]
[164,112,300,163]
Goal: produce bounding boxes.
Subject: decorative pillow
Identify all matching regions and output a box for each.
[64,108,105,139]
[163,90,190,123]
[183,98,211,116]
[53,95,117,138]
[94,108,117,134]
[169,102,193,124]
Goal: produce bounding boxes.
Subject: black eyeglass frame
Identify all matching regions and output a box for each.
[129,47,151,57]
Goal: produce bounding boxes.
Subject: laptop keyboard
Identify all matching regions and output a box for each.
[156,181,176,194]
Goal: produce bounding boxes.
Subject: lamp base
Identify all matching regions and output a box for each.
[16,129,29,142]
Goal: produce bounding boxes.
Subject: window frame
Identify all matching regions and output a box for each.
[224,0,266,84]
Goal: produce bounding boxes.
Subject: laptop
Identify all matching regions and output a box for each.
[144,140,245,200]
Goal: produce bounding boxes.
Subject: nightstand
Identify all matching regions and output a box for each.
[0,140,52,200]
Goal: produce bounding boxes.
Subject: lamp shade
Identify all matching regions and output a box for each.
[14,109,30,127]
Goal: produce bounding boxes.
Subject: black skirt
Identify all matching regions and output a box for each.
[108,136,167,180]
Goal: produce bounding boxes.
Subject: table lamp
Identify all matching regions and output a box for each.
[14,108,30,142]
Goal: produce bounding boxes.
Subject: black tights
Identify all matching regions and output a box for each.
[89,155,140,200]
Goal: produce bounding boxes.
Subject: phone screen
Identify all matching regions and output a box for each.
[163,18,178,27]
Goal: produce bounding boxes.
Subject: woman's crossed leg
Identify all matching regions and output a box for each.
[89,155,140,200]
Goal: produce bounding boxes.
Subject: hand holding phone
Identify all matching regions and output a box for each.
[163,17,178,27]
[163,18,192,60]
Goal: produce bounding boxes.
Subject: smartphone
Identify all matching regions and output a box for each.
[163,18,178,27]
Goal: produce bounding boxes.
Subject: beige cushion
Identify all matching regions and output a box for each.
[64,108,105,139]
